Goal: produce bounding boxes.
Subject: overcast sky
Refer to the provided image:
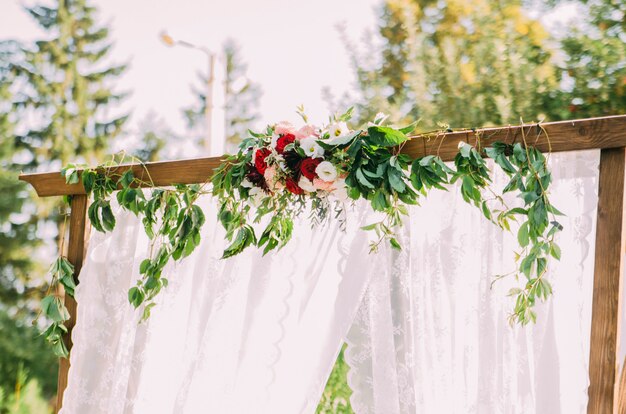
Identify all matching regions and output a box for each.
[0,0,578,156]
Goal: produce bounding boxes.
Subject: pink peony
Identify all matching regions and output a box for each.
[295,124,318,140]
[313,178,335,191]
[274,121,296,136]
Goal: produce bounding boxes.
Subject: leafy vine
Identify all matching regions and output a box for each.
[43,111,563,357]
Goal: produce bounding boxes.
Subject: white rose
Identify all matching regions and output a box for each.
[458,141,467,150]
[328,121,349,138]
[298,176,317,193]
[315,161,338,182]
[300,136,325,159]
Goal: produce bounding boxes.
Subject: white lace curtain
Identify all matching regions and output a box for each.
[61,150,599,414]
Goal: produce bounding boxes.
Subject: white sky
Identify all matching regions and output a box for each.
[0,0,381,137]
[0,0,579,152]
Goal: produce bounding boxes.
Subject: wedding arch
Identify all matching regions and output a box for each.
[20,115,626,413]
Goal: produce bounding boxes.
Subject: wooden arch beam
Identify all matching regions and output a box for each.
[20,115,626,198]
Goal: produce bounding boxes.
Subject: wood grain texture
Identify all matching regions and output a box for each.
[56,195,88,413]
[588,148,626,414]
[21,156,225,197]
[19,115,626,198]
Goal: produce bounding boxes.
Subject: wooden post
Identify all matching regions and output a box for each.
[588,148,626,414]
[56,194,88,412]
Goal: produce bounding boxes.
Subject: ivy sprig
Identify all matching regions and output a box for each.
[38,256,75,358]
[48,116,564,354]
[484,138,563,325]
[62,157,210,322]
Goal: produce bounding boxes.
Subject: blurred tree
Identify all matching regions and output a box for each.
[0,42,41,312]
[0,310,57,406]
[557,0,626,118]
[183,39,261,151]
[343,0,559,129]
[7,0,128,170]
[0,0,128,405]
[132,112,173,163]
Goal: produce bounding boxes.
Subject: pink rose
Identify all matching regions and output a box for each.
[313,178,335,191]
[264,166,278,189]
[295,124,318,140]
[275,121,296,136]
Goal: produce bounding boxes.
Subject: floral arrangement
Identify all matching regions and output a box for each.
[212,108,422,257]
[44,108,562,357]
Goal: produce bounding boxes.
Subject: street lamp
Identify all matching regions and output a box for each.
[160,31,224,156]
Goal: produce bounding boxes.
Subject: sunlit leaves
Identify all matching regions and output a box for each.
[365,126,409,147]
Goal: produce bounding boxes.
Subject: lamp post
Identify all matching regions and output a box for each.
[160,31,223,156]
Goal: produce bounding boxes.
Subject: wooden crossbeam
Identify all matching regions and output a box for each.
[20,115,626,197]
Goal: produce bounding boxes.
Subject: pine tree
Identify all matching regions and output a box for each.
[0,41,40,311]
[558,0,626,118]
[132,112,173,163]
[9,0,128,170]
[0,40,56,405]
[0,1,128,401]
[183,39,261,152]
[344,0,559,129]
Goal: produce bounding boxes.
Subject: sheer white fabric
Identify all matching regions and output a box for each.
[345,150,600,414]
[61,150,599,414]
[61,198,378,414]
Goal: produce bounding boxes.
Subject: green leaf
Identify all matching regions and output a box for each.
[520,191,540,204]
[365,126,409,147]
[101,202,116,232]
[88,202,104,232]
[398,121,418,135]
[356,168,375,189]
[518,222,530,248]
[371,190,389,212]
[520,255,535,278]
[389,238,402,250]
[388,170,406,193]
[481,201,492,221]
[550,243,561,260]
[513,143,526,163]
[120,170,134,188]
[536,257,548,276]
[139,259,151,274]
[128,287,145,308]
[459,142,471,158]
[361,223,378,231]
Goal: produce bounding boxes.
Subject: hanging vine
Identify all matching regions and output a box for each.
[44,109,563,357]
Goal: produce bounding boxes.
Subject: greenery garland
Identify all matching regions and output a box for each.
[42,109,563,357]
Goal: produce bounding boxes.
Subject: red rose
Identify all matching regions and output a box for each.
[300,158,321,180]
[276,133,295,154]
[254,148,271,174]
[285,177,304,195]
